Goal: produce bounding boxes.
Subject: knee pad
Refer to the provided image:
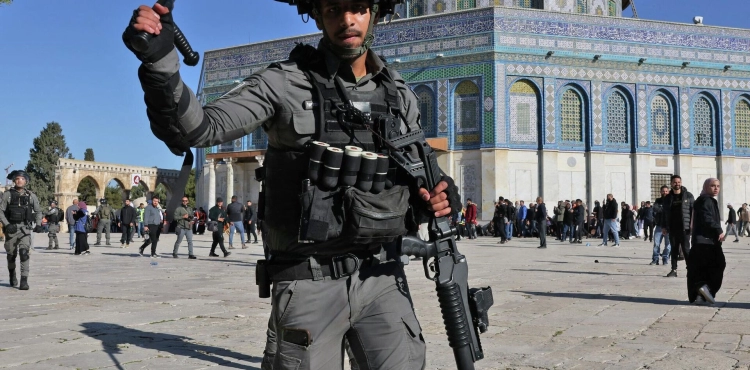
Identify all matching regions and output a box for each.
[19,249,30,262]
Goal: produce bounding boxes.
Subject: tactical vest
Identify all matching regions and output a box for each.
[99,205,112,220]
[5,189,32,224]
[263,45,402,256]
[47,208,60,223]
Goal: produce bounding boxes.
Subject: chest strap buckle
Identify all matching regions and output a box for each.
[331,253,361,279]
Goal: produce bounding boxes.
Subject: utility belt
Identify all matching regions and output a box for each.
[255,253,380,298]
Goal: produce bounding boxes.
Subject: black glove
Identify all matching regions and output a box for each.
[4,224,18,235]
[33,225,43,233]
[122,7,175,64]
[441,174,462,215]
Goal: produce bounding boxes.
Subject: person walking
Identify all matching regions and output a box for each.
[136,203,146,238]
[664,175,695,278]
[44,200,63,250]
[536,197,548,249]
[740,203,750,237]
[573,199,585,243]
[65,198,79,250]
[226,195,247,249]
[208,198,231,257]
[465,199,477,240]
[599,194,620,247]
[725,204,740,243]
[73,202,91,256]
[652,186,672,265]
[687,178,726,305]
[119,199,137,247]
[641,201,654,242]
[93,199,115,246]
[244,200,258,244]
[139,196,165,258]
[173,196,196,259]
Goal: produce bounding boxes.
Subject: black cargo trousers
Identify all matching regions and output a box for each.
[261,259,426,370]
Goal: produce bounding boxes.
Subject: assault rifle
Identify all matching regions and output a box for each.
[340,104,494,370]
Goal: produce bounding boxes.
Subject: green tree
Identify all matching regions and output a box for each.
[25,122,70,203]
[77,177,98,205]
[84,148,95,161]
[153,184,168,204]
[67,153,74,159]
[0,0,12,6]
[130,183,147,199]
[105,186,124,209]
[184,169,196,208]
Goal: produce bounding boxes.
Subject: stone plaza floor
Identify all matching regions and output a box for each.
[1,231,750,369]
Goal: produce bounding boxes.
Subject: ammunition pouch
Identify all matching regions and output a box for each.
[298,184,410,247]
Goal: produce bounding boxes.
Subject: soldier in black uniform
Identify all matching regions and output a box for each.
[123,0,461,368]
[0,170,43,290]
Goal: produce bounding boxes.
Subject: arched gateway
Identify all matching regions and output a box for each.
[54,159,180,208]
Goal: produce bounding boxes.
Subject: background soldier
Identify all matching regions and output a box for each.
[123,0,459,368]
[0,170,43,290]
[93,198,115,246]
[45,200,63,250]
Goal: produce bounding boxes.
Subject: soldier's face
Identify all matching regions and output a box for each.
[13,176,26,187]
[317,0,371,50]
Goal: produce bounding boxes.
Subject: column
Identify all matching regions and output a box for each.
[208,159,216,207]
[225,158,234,200]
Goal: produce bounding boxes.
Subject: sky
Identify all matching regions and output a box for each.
[0,0,747,174]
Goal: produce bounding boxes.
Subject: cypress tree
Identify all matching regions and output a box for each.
[24,122,69,203]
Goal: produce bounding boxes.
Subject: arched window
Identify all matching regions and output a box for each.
[608,0,617,16]
[457,0,476,10]
[736,99,750,149]
[606,91,629,144]
[576,0,588,13]
[509,80,539,144]
[413,85,437,137]
[693,96,714,147]
[408,0,426,16]
[560,89,583,142]
[454,81,481,131]
[651,95,672,146]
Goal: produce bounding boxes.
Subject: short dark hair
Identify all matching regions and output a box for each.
[151,195,160,200]
[670,174,681,181]
[661,185,669,191]
[467,198,472,202]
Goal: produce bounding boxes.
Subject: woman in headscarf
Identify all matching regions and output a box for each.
[688,178,726,305]
[73,201,91,255]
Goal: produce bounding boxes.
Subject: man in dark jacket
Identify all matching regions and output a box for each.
[599,194,620,246]
[592,200,602,238]
[663,175,695,277]
[225,195,246,249]
[573,199,585,243]
[641,202,654,242]
[536,197,548,249]
[494,197,507,243]
[208,198,231,257]
[118,199,137,247]
[725,204,740,243]
[244,200,258,244]
[651,185,672,265]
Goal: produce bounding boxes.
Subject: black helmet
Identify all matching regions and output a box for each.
[100,198,107,204]
[7,170,30,183]
[276,0,401,17]
[50,200,58,205]
[276,0,403,59]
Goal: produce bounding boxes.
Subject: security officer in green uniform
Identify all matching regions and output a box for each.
[45,200,63,250]
[0,170,43,290]
[93,198,115,246]
[123,1,461,368]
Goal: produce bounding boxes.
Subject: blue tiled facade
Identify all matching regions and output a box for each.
[196,2,750,216]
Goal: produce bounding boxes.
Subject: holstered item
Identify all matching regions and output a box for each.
[256,259,271,298]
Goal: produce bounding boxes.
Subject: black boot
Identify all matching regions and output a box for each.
[9,269,17,287]
[19,276,28,290]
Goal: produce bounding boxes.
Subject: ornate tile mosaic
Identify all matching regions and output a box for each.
[438,80,449,133]
[592,81,602,145]
[637,89,648,147]
[606,90,629,145]
[651,95,672,146]
[545,80,556,143]
[722,91,733,150]
[495,63,506,144]
[681,92,691,149]
[735,99,750,149]
[693,96,715,148]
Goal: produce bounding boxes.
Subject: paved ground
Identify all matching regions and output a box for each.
[1,231,750,369]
